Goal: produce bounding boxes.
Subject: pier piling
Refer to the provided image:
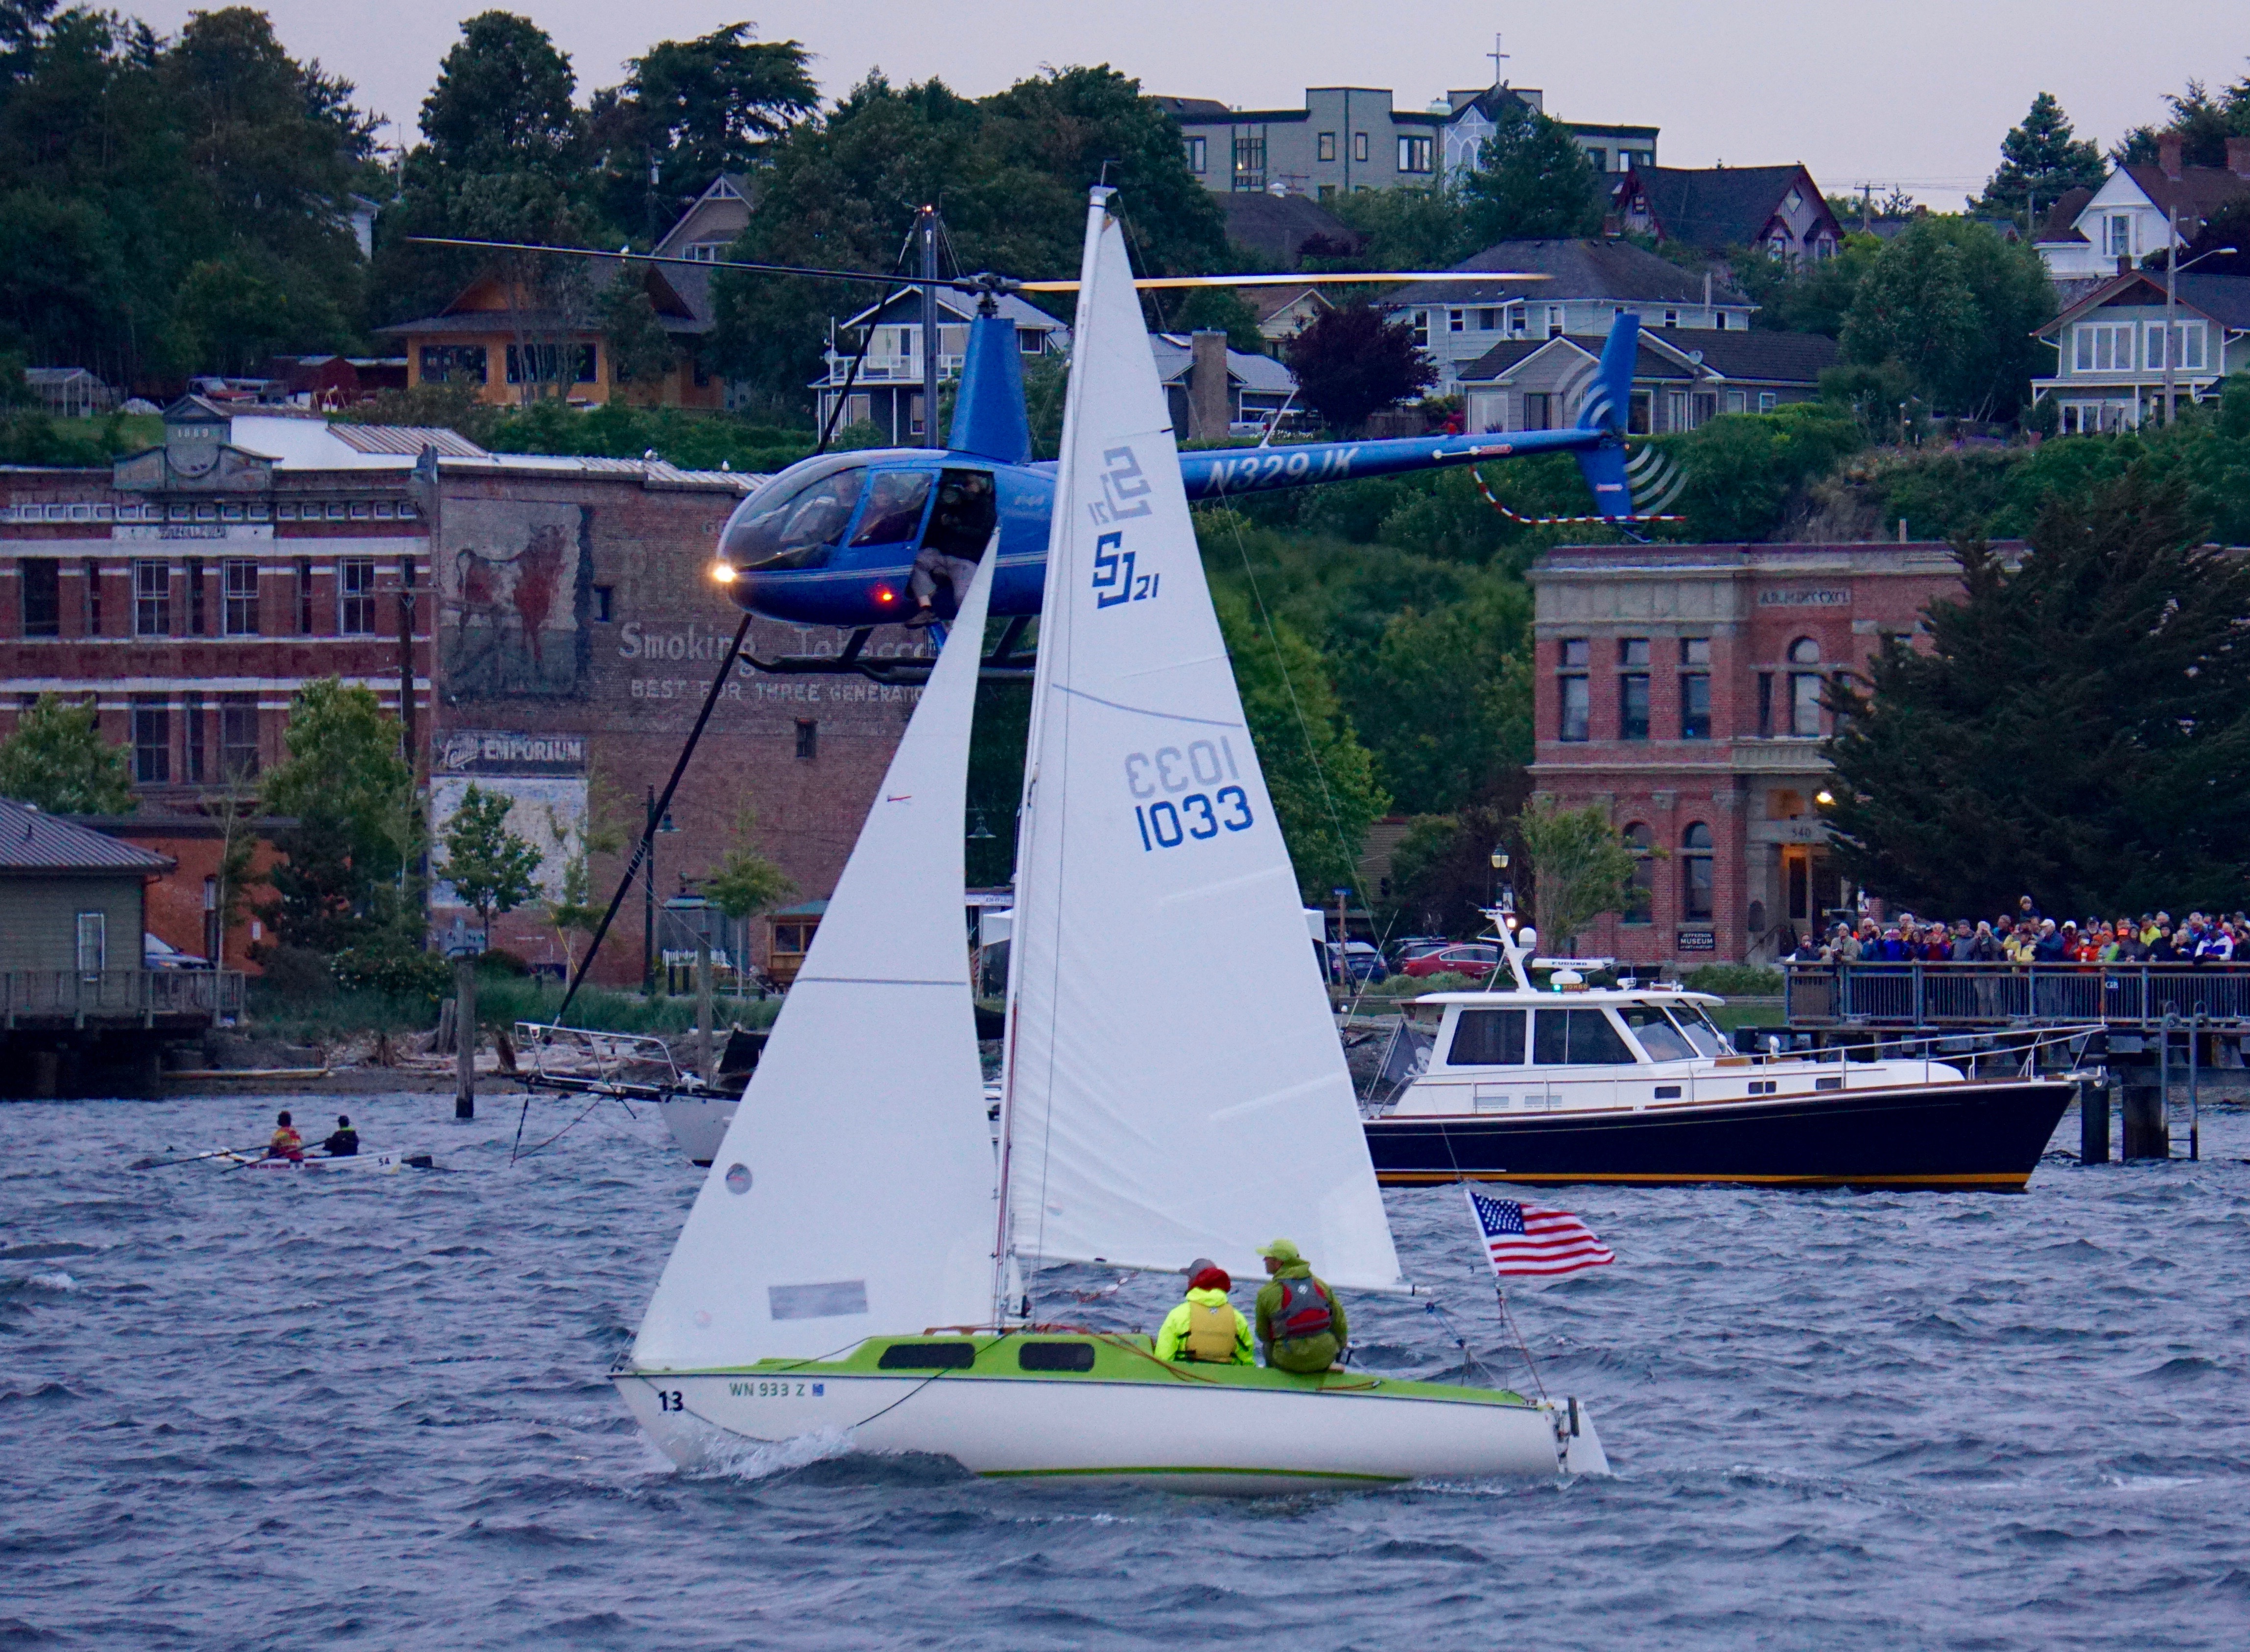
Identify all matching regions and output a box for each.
[454,956,476,1121]
[2078,1077,2110,1164]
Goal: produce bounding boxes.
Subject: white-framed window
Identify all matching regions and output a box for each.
[1398,135,1434,173]
[222,558,259,636]
[337,557,377,636]
[133,559,169,637]
[1663,309,1680,328]
[1758,391,1778,413]
[2105,214,2133,258]
[75,910,105,974]
[1546,305,1564,338]
[1448,308,1464,333]
[1410,310,1429,350]
[2073,322,2137,373]
[2147,320,2208,371]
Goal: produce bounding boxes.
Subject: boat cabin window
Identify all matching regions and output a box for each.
[1531,1008,1635,1066]
[1666,1004,1729,1058]
[721,456,867,570]
[1447,1007,1525,1066]
[1619,1004,1695,1062]
[849,469,935,547]
[922,468,997,560]
[1017,1341,1097,1372]
[876,1341,977,1370]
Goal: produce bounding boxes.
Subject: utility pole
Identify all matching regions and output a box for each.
[643,784,658,994]
[2163,203,2179,426]
[919,205,941,448]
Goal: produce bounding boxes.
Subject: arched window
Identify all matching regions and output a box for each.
[1681,822,1714,922]
[1787,638,1824,736]
[1623,824,1654,924]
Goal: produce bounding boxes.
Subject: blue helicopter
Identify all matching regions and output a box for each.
[419,229,1677,679]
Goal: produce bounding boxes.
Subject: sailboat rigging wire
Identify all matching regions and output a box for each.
[1209,499,1379,1009]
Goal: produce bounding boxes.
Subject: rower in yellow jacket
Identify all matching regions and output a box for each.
[1154,1262,1255,1365]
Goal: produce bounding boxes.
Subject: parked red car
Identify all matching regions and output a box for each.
[1397,943,1504,979]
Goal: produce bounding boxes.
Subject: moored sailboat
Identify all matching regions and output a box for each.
[612,187,1607,1488]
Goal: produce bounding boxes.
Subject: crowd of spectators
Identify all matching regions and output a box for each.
[1785,897,2249,968]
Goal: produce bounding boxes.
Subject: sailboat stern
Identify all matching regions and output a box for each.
[1553,1395,1611,1477]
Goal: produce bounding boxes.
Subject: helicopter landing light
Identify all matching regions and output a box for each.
[710,561,737,584]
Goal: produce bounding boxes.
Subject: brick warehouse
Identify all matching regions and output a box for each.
[0,402,927,983]
[1527,540,1972,968]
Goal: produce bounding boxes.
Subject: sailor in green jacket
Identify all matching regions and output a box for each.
[1253,1238,1348,1374]
[1154,1262,1254,1365]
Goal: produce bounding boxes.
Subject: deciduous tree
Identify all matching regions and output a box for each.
[438,783,543,939]
[1459,100,1604,245]
[0,694,132,814]
[1280,302,1435,435]
[1516,799,1634,952]
[1840,217,2054,419]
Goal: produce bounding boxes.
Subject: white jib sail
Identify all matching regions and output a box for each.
[998,189,1405,1294]
[634,553,1000,1369]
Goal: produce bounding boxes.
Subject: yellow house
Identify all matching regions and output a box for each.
[378,266,726,410]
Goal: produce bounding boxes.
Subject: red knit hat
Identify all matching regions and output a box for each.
[1190,1266,1231,1293]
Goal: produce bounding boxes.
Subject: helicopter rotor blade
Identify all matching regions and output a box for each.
[1017,271,1550,292]
[406,236,978,290]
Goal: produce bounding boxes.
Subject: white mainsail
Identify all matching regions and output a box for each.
[634,554,999,1369]
[998,189,1405,1295]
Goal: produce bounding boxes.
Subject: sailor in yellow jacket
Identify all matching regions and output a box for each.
[1154,1262,1255,1366]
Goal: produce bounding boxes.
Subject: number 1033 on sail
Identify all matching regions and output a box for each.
[1126,737,1255,851]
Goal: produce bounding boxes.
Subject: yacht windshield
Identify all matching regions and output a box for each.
[1665,1004,1729,1057]
[1619,1004,1695,1062]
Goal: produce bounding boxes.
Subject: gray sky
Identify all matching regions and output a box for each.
[148,1,2243,207]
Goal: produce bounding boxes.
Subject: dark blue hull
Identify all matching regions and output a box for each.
[1364,1081,2076,1192]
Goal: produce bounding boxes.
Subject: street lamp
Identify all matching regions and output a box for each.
[1814,787,1836,807]
[2163,224,2238,426]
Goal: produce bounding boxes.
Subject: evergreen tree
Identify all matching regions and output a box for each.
[0,694,133,814]
[1977,92,2105,223]
[1824,469,2250,916]
[1458,99,1604,246]
[2111,68,2250,168]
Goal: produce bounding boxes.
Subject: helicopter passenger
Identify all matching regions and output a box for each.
[904,470,996,628]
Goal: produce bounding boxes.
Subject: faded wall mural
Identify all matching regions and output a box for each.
[438,499,590,700]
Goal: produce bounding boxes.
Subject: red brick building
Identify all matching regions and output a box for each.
[0,403,926,985]
[1527,540,1972,967]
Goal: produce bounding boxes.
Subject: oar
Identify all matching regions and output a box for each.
[131,1144,271,1170]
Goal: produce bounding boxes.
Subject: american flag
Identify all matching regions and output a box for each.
[1465,1187,1614,1277]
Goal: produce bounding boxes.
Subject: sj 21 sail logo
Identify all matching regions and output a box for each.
[1125,737,1255,851]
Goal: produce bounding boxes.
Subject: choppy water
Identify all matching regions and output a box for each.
[3,1093,2247,1651]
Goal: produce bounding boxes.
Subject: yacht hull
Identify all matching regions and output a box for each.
[1365,1079,2074,1191]
[614,1368,1601,1491]
[658,1095,735,1168]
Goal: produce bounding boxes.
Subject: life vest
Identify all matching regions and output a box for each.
[1182,1300,1239,1362]
[1271,1274,1335,1342]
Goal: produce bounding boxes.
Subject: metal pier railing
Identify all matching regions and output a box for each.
[1785,962,2250,1029]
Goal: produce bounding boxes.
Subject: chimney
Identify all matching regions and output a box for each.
[1187,330,1230,442]
[2117,253,2132,276]
[2229,135,2250,179]
[2158,132,2184,181]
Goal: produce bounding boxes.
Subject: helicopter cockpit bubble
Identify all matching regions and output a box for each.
[718,452,869,572]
